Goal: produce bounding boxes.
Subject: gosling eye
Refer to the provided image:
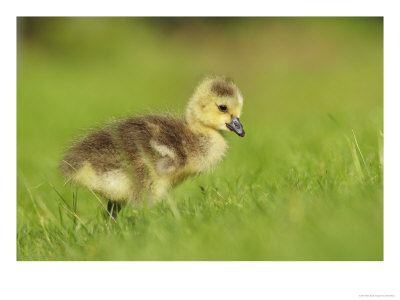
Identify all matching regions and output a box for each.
[218,105,228,112]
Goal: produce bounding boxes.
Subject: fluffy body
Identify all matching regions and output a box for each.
[60,76,244,204]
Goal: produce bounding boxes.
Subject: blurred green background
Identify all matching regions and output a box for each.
[17,17,383,260]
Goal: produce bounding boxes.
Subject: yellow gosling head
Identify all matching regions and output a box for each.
[186,76,245,137]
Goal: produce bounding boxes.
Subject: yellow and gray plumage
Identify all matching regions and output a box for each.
[60,76,245,206]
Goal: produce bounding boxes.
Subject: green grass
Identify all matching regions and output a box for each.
[17,17,383,260]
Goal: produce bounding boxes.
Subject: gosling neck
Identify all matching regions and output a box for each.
[185,115,219,135]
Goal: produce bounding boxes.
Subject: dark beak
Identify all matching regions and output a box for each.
[226,116,245,137]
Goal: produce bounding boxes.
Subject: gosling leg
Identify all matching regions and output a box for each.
[107,200,122,218]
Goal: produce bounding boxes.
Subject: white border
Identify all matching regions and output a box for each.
[2,1,399,299]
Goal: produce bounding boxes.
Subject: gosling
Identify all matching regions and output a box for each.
[60,76,245,210]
